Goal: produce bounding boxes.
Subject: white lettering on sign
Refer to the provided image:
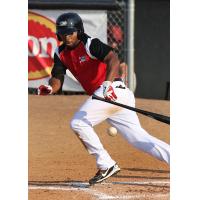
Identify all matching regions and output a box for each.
[39,37,57,58]
[28,36,39,57]
[28,36,57,58]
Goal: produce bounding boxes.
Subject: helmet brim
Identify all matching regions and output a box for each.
[56,27,77,35]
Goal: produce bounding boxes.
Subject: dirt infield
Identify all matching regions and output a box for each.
[29,95,170,200]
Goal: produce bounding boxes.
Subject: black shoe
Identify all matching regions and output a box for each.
[89,164,120,185]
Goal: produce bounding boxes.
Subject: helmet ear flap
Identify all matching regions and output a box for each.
[56,34,62,41]
[77,25,84,40]
[77,30,82,40]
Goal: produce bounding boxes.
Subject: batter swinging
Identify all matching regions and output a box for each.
[37,13,170,185]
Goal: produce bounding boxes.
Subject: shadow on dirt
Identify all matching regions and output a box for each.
[112,181,170,188]
[123,168,170,173]
[112,167,170,181]
[114,175,169,180]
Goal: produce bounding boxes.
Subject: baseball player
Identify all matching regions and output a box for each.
[37,13,170,185]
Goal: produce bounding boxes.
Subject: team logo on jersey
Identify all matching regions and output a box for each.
[79,55,89,63]
[28,11,60,80]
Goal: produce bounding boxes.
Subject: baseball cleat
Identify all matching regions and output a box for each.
[89,164,120,185]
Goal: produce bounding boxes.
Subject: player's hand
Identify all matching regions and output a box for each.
[102,81,117,101]
[37,85,53,95]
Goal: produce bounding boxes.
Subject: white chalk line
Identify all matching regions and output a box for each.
[29,180,170,200]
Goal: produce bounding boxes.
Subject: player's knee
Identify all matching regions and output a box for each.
[70,118,90,132]
[70,118,81,131]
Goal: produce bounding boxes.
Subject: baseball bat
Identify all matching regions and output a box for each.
[92,94,170,125]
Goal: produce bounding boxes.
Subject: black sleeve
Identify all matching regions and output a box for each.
[50,53,66,92]
[89,38,113,61]
[51,53,66,78]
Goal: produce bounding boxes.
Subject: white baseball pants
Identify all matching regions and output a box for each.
[70,81,170,170]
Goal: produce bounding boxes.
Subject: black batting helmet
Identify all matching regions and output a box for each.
[56,12,84,41]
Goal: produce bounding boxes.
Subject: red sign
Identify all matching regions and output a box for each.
[28,11,60,80]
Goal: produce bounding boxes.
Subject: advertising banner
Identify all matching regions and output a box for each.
[28,10,107,91]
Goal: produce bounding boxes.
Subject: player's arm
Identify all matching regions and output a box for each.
[89,38,121,101]
[48,76,63,94]
[89,38,120,82]
[37,53,66,95]
[103,51,120,82]
[119,62,127,81]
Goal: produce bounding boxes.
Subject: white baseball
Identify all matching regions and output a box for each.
[107,126,118,137]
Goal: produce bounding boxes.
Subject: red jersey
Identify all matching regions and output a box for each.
[51,34,113,95]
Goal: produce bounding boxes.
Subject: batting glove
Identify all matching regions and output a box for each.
[102,81,117,101]
[37,85,53,95]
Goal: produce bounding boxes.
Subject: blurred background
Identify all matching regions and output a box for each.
[28,0,169,100]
